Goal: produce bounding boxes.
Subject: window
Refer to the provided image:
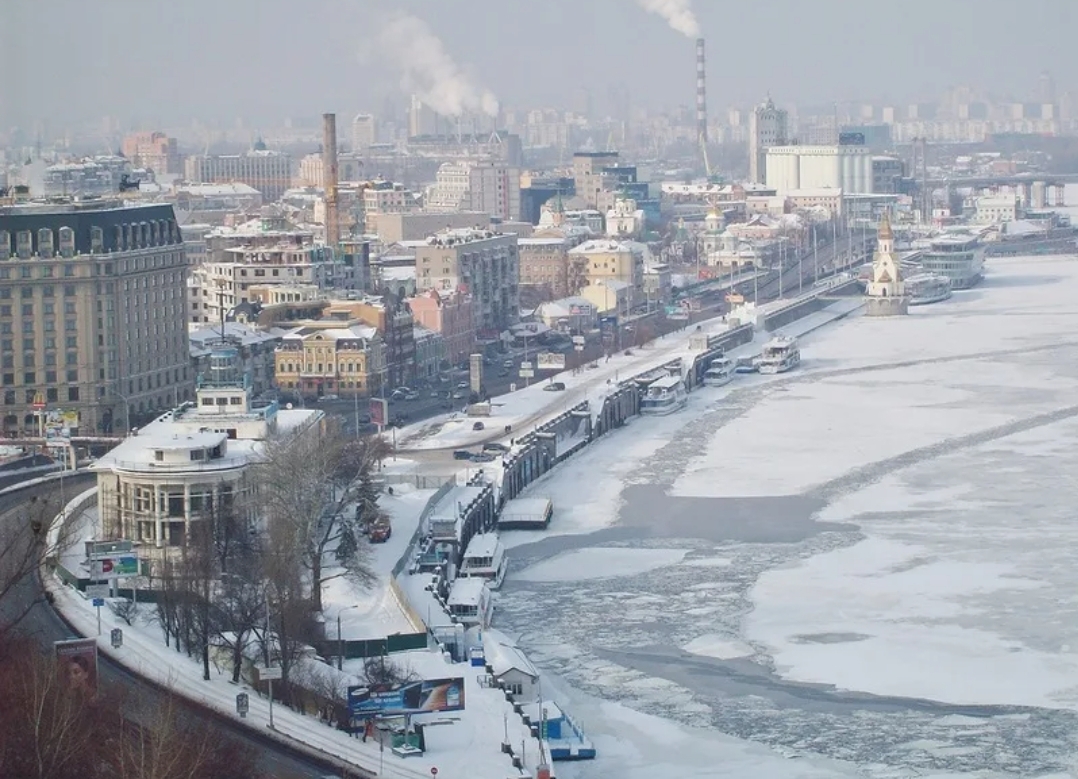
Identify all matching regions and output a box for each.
[67,387,79,401]
[46,388,58,402]
[66,369,77,382]
[24,372,35,384]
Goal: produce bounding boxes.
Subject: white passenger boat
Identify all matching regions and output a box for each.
[640,374,688,415]
[459,533,508,589]
[905,272,953,305]
[756,336,800,374]
[447,577,493,628]
[703,356,735,387]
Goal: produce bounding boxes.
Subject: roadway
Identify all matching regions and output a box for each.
[0,476,357,779]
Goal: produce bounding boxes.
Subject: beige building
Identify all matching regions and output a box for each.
[0,198,192,435]
[121,131,182,175]
[184,148,294,202]
[414,228,519,335]
[273,320,386,398]
[372,211,491,243]
[572,151,619,209]
[363,181,420,232]
[568,238,645,296]
[517,226,592,302]
[580,280,632,315]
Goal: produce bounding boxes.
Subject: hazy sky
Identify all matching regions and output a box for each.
[3,0,1075,130]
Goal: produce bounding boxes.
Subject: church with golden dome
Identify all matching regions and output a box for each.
[863,212,910,316]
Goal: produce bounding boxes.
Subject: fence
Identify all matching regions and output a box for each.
[381,472,456,490]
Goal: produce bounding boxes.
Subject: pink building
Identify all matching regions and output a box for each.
[121,131,182,175]
[407,288,475,364]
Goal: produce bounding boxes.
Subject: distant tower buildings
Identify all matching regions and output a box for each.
[864,213,909,317]
[749,96,788,184]
[409,96,439,137]
[1039,71,1057,107]
[352,114,376,152]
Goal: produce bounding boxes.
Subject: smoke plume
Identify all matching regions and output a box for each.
[377,12,500,118]
[636,0,700,38]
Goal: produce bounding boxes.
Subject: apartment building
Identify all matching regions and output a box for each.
[468,161,521,222]
[517,226,592,302]
[572,151,619,209]
[363,181,420,232]
[371,211,491,243]
[0,198,192,435]
[413,324,446,380]
[121,131,182,175]
[184,148,293,201]
[273,320,386,398]
[414,228,519,337]
[407,287,476,365]
[323,298,415,389]
[569,238,646,298]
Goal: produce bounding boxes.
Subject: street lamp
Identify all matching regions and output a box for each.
[107,384,132,435]
[337,604,360,670]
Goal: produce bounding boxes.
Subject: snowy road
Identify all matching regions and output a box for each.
[495,256,1078,777]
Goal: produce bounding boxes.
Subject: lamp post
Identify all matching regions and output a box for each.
[337,604,360,670]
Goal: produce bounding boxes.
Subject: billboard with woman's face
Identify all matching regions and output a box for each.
[55,638,98,696]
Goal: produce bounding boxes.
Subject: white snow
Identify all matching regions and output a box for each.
[514,548,689,583]
[681,635,755,660]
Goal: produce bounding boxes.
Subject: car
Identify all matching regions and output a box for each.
[502,359,514,369]
[483,442,510,454]
[472,421,485,431]
[456,381,468,389]
[452,391,465,400]
[543,382,566,392]
[469,452,496,463]
[403,391,420,401]
[453,449,473,460]
[430,390,441,398]
[368,519,392,543]
[318,394,340,402]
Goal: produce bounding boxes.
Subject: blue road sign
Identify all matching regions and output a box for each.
[92,598,105,607]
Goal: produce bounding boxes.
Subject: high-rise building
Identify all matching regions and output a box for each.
[0,198,192,435]
[352,114,377,152]
[184,148,293,201]
[572,151,619,209]
[468,161,521,222]
[121,131,182,175]
[749,97,788,184]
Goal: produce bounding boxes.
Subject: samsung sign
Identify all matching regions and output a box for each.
[347,677,465,720]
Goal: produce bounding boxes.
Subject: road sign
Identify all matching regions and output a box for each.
[32,392,46,411]
[519,368,534,378]
[236,692,250,718]
[536,352,565,371]
[92,598,105,607]
[110,628,123,648]
[260,666,282,681]
[86,584,110,599]
[431,768,438,777]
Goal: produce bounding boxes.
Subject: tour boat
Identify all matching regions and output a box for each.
[756,336,801,375]
[702,357,735,387]
[459,533,508,590]
[640,374,688,415]
[905,272,953,305]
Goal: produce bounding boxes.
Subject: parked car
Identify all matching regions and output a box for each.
[456,381,468,389]
[452,391,465,400]
[482,442,510,454]
[403,390,420,401]
[469,452,496,463]
[453,450,473,460]
[543,381,566,392]
[472,421,485,431]
[368,518,392,543]
[318,394,340,402]
[502,359,514,369]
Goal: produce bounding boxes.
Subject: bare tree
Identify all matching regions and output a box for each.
[109,597,139,626]
[211,554,266,684]
[0,492,72,637]
[255,426,389,613]
[360,654,419,687]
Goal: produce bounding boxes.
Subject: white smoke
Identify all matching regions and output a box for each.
[636,0,700,38]
[377,12,500,118]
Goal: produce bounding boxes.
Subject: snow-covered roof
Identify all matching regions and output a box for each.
[500,497,552,519]
[568,238,642,255]
[463,533,501,560]
[174,182,261,197]
[188,322,286,347]
[428,486,487,524]
[283,324,378,343]
[447,577,488,607]
[482,629,539,680]
[382,265,416,281]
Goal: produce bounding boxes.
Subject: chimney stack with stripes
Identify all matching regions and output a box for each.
[322,112,340,248]
[696,37,707,145]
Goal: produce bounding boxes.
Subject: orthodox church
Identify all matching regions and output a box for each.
[864,213,909,316]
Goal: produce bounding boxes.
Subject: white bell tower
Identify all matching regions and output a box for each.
[864,212,909,316]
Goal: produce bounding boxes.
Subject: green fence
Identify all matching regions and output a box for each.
[318,631,428,660]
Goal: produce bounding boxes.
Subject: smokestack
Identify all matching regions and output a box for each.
[696,37,707,145]
[322,112,340,248]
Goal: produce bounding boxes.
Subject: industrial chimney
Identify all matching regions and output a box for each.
[696,38,707,146]
[322,112,340,248]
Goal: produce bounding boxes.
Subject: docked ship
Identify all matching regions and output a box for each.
[459,533,508,589]
[640,374,688,415]
[756,336,801,374]
[702,356,735,387]
[904,272,953,305]
[916,234,985,290]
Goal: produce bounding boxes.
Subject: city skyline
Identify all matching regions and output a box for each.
[2,0,1075,130]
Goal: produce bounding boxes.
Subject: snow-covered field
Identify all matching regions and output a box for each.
[496,255,1078,777]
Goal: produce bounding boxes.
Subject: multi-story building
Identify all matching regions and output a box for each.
[183,148,293,201]
[273,320,385,398]
[517,226,592,303]
[425,162,473,213]
[413,324,446,380]
[323,298,415,389]
[188,222,364,324]
[121,132,182,176]
[363,181,420,232]
[371,211,491,243]
[569,238,645,298]
[468,161,521,222]
[352,114,377,152]
[572,151,619,209]
[93,351,322,560]
[295,152,365,189]
[407,288,476,365]
[43,156,134,198]
[0,198,192,435]
[749,97,789,184]
[414,228,519,337]
[188,321,285,398]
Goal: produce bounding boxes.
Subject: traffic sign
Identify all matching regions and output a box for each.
[92,598,105,607]
[110,628,123,648]
[260,666,282,680]
[86,584,110,599]
[431,768,438,777]
[519,369,534,378]
[236,692,250,718]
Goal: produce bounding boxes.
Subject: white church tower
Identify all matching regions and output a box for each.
[864,212,909,316]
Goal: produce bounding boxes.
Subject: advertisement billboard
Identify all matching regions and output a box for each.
[90,555,139,579]
[44,409,81,440]
[369,397,388,428]
[469,354,484,394]
[55,638,98,696]
[348,677,465,719]
[535,352,566,371]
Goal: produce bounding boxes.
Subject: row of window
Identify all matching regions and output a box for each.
[3,387,81,404]
[0,219,180,261]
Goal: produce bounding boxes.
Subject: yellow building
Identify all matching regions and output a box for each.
[568,238,645,295]
[273,320,385,399]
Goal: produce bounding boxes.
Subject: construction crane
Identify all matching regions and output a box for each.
[700,136,722,184]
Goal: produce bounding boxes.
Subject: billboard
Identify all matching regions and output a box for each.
[44,409,80,440]
[369,397,388,427]
[55,638,98,696]
[90,555,139,579]
[347,677,465,719]
[838,131,866,146]
[535,352,565,371]
[469,353,484,394]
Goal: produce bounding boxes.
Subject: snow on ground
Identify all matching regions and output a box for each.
[514,548,688,583]
[494,255,1078,776]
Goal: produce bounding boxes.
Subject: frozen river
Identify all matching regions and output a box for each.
[496,255,1078,778]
